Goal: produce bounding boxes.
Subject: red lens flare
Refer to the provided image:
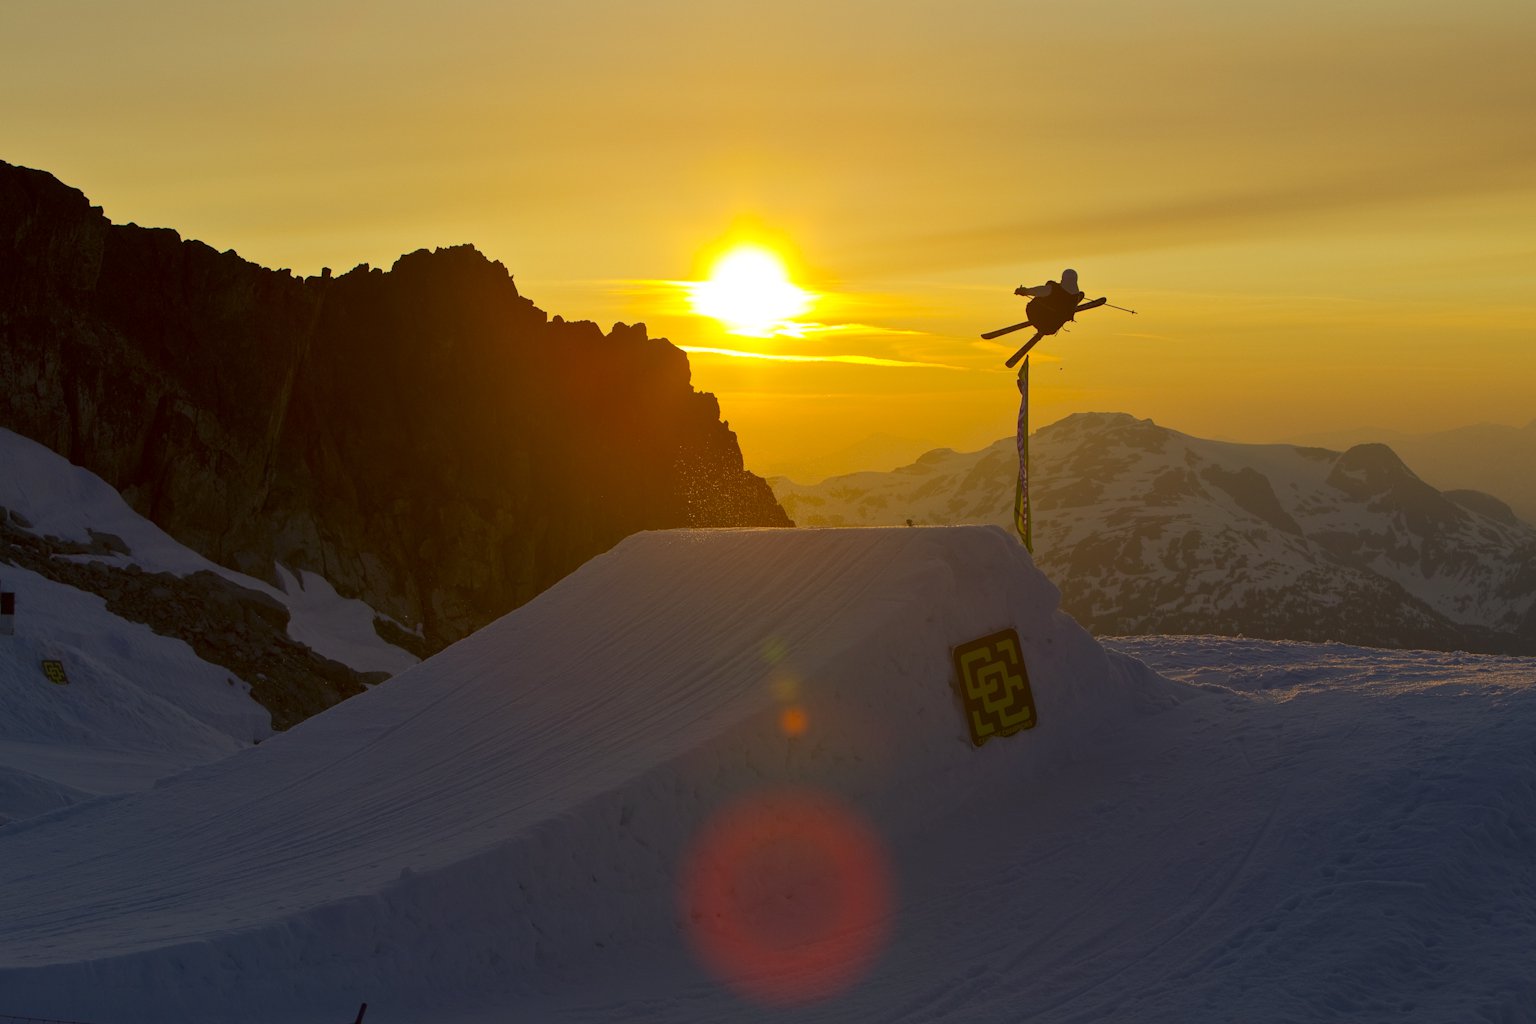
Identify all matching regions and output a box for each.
[779,705,809,737]
[679,789,893,1006]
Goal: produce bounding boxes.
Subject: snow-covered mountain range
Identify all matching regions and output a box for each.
[772,413,1536,654]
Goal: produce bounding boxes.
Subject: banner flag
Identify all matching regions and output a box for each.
[1013,357,1031,551]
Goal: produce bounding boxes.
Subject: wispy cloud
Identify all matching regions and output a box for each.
[799,321,927,336]
[851,144,1536,275]
[613,275,952,375]
[607,279,699,315]
[614,279,933,338]
[678,346,963,370]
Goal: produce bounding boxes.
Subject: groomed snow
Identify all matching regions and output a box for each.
[1,527,1532,1023]
[0,526,1178,1021]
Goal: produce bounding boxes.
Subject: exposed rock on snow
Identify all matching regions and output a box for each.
[1,517,381,728]
[0,427,430,820]
[1,427,416,736]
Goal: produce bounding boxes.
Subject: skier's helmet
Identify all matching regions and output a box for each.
[1061,268,1079,293]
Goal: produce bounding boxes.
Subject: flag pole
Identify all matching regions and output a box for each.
[1014,356,1032,552]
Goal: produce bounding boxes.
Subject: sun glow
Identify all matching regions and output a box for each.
[688,245,813,337]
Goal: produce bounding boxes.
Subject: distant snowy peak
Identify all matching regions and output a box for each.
[771,413,1536,654]
[1296,417,1536,526]
[1043,414,1536,649]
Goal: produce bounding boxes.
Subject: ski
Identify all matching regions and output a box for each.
[990,297,1108,364]
[981,319,1033,341]
[1005,332,1046,369]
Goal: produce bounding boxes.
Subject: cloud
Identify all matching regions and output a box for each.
[678,347,963,370]
[612,277,946,356]
[855,144,1536,275]
[796,322,929,338]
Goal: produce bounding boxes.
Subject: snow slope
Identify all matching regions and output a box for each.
[0,526,1178,1022]
[0,564,264,823]
[2,527,1533,1023]
[0,427,418,677]
[0,428,422,818]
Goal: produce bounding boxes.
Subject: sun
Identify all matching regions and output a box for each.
[688,245,812,337]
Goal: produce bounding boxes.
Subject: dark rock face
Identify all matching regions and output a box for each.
[0,515,379,730]
[0,161,791,651]
[1199,464,1303,537]
[1445,489,1518,527]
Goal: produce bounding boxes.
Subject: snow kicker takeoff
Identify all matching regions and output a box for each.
[981,268,1132,367]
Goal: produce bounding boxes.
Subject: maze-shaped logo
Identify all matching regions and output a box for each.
[41,660,68,685]
[951,629,1035,747]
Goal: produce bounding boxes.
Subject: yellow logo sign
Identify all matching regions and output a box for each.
[952,629,1035,746]
[41,660,68,685]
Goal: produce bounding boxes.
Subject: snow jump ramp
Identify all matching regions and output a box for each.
[0,526,1183,1022]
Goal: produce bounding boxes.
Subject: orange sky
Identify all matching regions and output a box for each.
[4,0,1533,480]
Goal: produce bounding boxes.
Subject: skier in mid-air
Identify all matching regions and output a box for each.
[981,267,1129,365]
[1014,268,1085,338]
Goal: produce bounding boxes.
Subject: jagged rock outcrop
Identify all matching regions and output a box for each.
[0,161,791,650]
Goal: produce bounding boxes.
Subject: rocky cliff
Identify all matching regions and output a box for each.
[0,161,791,651]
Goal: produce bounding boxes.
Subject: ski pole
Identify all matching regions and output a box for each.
[1105,303,1138,314]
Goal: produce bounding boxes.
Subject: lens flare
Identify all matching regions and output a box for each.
[779,705,809,737]
[761,637,789,665]
[771,674,800,703]
[679,789,893,1006]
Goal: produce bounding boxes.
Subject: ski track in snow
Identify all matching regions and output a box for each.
[1,530,1534,1022]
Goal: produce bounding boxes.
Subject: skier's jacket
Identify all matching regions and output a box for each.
[1026,281,1085,334]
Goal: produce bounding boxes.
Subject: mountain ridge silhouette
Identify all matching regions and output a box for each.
[0,160,790,652]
